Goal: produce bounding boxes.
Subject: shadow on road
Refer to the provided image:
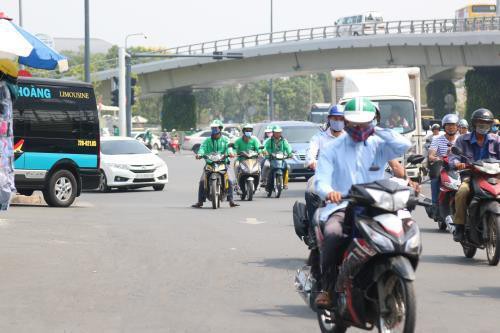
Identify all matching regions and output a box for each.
[419,227,447,235]
[445,287,500,300]
[244,257,306,270]
[242,304,315,319]
[420,254,484,266]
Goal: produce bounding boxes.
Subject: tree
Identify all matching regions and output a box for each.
[162,90,197,130]
[464,67,500,120]
[425,80,456,119]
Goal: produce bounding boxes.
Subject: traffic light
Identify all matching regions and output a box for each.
[111,89,119,106]
[130,77,137,106]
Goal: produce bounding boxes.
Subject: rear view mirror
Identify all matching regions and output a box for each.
[228,143,235,148]
[407,154,425,165]
[259,146,265,150]
[451,146,463,156]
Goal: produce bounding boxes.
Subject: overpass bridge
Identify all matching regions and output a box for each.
[92,17,500,101]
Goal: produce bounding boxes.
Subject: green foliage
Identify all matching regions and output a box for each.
[162,90,197,130]
[193,74,329,124]
[425,80,456,119]
[464,67,500,120]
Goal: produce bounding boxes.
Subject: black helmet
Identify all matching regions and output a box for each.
[471,108,494,124]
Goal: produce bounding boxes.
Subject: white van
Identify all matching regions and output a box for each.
[335,12,384,36]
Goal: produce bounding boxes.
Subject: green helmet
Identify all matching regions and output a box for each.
[242,123,253,130]
[264,126,273,133]
[343,97,377,123]
[272,125,283,133]
[210,119,224,129]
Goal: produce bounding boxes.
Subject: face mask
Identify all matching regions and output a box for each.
[475,124,491,135]
[345,124,375,142]
[329,120,344,132]
[244,131,252,137]
[211,128,221,135]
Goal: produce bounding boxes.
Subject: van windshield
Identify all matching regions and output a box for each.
[376,100,416,134]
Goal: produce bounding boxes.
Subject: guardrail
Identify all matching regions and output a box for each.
[46,17,500,79]
[157,17,500,56]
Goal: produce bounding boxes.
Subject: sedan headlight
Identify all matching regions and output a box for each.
[109,163,129,170]
[365,188,410,212]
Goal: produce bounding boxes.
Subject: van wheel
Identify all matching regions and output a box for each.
[44,169,77,207]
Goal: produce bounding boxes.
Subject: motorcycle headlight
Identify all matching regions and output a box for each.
[365,188,410,212]
[404,226,421,255]
[358,220,395,252]
[109,163,129,170]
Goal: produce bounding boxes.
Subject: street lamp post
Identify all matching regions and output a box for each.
[84,0,90,83]
[18,0,23,27]
[268,0,274,121]
[497,0,500,17]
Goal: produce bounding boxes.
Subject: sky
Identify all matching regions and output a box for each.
[2,0,492,50]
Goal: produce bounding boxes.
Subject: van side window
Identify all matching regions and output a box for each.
[357,15,363,23]
[24,109,81,140]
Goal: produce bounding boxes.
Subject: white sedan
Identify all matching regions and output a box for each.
[182,130,236,153]
[98,137,168,192]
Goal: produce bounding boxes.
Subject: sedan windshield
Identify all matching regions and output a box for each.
[282,126,319,143]
[101,140,152,155]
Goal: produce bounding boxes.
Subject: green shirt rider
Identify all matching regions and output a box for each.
[263,125,293,190]
[192,120,239,208]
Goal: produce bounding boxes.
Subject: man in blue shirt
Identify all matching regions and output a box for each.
[450,108,499,241]
[314,97,411,307]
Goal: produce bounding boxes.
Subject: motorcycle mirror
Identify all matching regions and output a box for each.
[228,143,235,148]
[259,146,264,150]
[451,146,463,156]
[407,154,425,165]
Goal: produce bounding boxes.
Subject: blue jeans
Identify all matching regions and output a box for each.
[430,177,440,205]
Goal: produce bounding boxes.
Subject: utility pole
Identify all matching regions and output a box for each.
[18,0,23,27]
[125,56,132,137]
[497,0,500,17]
[118,47,127,136]
[268,0,274,121]
[84,0,90,83]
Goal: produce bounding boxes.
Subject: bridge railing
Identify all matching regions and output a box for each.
[44,17,500,79]
[162,17,500,56]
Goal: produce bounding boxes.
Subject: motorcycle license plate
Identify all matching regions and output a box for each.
[135,173,154,179]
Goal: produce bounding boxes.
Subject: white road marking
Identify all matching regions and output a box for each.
[241,217,266,225]
[0,219,9,227]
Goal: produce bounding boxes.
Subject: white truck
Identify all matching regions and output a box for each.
[331,67,424,179]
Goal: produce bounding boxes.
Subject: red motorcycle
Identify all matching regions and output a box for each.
[437,156,462,232]
[169,137,180,154]
[451,147,500,265]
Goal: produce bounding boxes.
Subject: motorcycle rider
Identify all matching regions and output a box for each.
[191,120,239,208]
[233,123,262,176]
[450,109,500,241]
[259,126,274,187]
[263,125,293,191]
[314,97,411,307]
[458,119,469,136]
[428,113,460,216]
[491,119,499,134]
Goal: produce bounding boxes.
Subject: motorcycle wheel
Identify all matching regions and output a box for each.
[317,309,346,333]
[377,275,416,333]
[461,243,477,259]
[486,213,500,266]
[211,179,218,210]
[275,174,282,198]
[247,179,254,201]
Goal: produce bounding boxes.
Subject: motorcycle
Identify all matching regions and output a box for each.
[436,155,462,232]
[267,151,289,198]
[294,178,431,333]
[203,153,229,210]
[169,137,180,154]
[236,151,261,201]
[450,146,500,265]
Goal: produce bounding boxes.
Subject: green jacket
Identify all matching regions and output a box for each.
[233,136,261,161]
[198,135,232,162]
[264,137,292,158]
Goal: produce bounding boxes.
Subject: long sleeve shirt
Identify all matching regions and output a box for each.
[315,128,411,221]
[264,137,292,157]
[306,129,342,165]
[449,132,500,167]
[197,135,232,163]
[233,136,261,161]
